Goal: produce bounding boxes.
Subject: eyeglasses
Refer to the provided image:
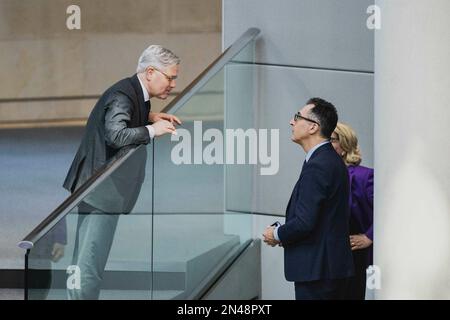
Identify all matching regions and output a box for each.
[294,112,320,126]
[150,67,177,82]
[330,137,339,143]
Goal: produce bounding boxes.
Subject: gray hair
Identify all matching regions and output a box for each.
[136,45,180,73]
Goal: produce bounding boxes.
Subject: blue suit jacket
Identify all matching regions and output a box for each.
[278,143,354,282]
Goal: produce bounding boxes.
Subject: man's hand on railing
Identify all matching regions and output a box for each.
[151,119,178,137]
[51,243,65,263]
[149,112,182,125]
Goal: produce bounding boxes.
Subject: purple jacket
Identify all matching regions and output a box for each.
[348,165,374,264]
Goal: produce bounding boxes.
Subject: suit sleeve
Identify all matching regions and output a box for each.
[278,163,328,245]
[104,93,151,149]
[364,169,374,240]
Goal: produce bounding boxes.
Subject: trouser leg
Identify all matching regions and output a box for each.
[68,203,119,300]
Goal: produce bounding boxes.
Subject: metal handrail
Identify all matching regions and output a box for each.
[18,27,260,249]
[18,146,139,249]
[161,28,260,114]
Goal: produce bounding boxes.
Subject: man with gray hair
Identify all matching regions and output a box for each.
[63,45,181,299]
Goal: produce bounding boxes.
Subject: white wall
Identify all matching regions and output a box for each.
[223,0,374,71]
[374,0,450,299]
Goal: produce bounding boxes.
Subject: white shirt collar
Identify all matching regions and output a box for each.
[305,140,330,162]
[137,75,150,102]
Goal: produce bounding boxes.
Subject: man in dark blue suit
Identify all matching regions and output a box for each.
[263,97,354,300]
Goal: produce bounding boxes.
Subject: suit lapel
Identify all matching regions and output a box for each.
[286,160,306,217]
[308,142,332,162]
[130,74,148,125]
[298,159,307,180]
[286,143,332,218]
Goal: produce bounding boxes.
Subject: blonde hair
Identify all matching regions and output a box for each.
[334,122,362,166]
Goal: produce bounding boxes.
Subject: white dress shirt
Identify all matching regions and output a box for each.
[137,76,155,139]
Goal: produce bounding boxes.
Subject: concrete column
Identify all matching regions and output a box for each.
[374,0,450,299]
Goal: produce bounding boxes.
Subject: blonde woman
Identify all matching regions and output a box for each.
[331,122,373,300]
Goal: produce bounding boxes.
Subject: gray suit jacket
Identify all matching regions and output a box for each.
[63,74,151,213]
